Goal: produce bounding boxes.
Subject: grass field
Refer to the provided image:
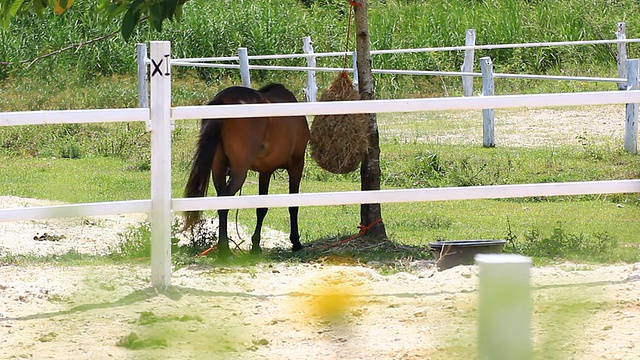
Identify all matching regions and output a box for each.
[1,106,638,265]
[1,0,639,265]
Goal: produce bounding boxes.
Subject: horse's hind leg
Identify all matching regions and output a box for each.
[214,163,249,259]
[216,208,231,258]
[287,163,304,252]
[250,172,272,255]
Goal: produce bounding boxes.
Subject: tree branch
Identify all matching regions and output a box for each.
[0,29,120,67]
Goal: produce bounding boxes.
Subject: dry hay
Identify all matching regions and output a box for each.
[309,71,369,174]
[309,235,400,254]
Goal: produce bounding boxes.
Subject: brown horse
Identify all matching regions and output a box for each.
[183,84,310,258]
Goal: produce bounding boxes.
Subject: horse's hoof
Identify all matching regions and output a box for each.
[292,243,304,252]
[250,247,263,256]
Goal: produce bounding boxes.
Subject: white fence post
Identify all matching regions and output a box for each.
[462,29,476,96]
[149,41,173,290]
[476,254,533,360]
[303,36,318,102]
[617,22,628,91]
[480,57,495,147]
[137,43,149,110]
[239,47,251,88]
[352,50,359,89]
[625,59,639,154]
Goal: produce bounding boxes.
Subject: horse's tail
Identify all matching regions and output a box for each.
[183,119,222,230]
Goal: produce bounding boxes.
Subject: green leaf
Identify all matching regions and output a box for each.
[173,2,183,22]
[163,0,178,20]
[105,3,128,20]
[121,0,144,41]
[33,0,45,17]
[150,2,163,32]
[9,0,24,17]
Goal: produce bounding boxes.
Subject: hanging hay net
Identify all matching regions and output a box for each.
[309,71,369,174]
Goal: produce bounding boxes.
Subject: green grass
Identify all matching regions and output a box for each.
[229,185,640,265]
[2,0,640,266]
[2,0,640,100]
[0,156,150,202]
[2,122,638,266]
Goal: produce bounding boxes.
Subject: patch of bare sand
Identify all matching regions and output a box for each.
[496,106,624,147]
[0,262,638,359]
[381,104,625,148]
[0,196,291,257]
[0,196,147,256]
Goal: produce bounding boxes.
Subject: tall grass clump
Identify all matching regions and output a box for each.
[504,220,638,264]
[0,121,151,160]
[110,219,217,261]
[3,0,640,98]
[377,142,639,190]
[1,2,131,81]
[111,222,153,259]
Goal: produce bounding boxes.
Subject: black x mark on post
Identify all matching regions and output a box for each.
[151,54,171,77]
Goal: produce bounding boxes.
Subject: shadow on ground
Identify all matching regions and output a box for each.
[175,234,435,269]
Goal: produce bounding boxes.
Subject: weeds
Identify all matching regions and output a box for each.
[505,220,624,263]
[109,218,217,261]
[60,141,82,159]
[504,215,519,252]
[179,219,217,256]
[111,222,153,259]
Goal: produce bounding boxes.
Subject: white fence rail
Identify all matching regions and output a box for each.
[137,23,640,153]
[172,180,640,212]
[2,41,640,289]
[0,109,149,126]
[143,23,639,95]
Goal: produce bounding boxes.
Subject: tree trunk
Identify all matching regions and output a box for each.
[354,0,387,239]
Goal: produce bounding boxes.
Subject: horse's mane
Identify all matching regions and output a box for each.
[257,83,298,103]
[257,83,286,93]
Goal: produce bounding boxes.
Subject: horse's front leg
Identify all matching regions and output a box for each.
[250,172,272,255]
[288,164,304,252]
[288,206,302,252]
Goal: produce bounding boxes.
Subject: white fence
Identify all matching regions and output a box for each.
[140,23,640,100]
[137,23,640,153]
[2,41,640,290]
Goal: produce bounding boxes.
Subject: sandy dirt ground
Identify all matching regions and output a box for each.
[1,104,638,359]
[0,259,639,359]
[1,196,639,360]
[380,105,626,148]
